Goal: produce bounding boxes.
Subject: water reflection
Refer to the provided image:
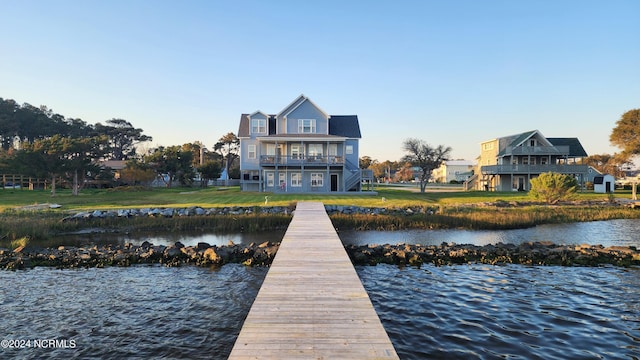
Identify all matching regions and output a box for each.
[339,219,640,248]
[47,219,640,249]
[50,230,286,248]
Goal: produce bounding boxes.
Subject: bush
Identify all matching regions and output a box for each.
[529,172,578,204]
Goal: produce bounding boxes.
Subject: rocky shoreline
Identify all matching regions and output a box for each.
[2,241,639,270]
[1,241,280,270]
[345,242,640,267]
[60,204,437,220]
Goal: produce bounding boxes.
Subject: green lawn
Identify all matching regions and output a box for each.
[0,185,628,212]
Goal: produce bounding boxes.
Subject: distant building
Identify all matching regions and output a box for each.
[593,174,615,193]
[432,160,476,183]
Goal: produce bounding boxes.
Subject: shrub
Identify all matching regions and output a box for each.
[529,172,578,204]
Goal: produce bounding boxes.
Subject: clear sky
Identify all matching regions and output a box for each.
[1,0,638,162]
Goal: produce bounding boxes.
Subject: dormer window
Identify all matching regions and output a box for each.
[298,119,316,134]
[251,119,266,134]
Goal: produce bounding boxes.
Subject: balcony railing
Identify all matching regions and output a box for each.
[260,155,344,166]
[502,145,570,156]
[481,164,589,175]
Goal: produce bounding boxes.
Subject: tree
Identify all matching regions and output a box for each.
[144,145,195,187]
[394,162,415,182]
[359,156,376,169]
[11,135,108,196]
[402,138,452,192]
[583,153,628,178]
[370,160,396,183]
[214,132,239,180]
[59,136,109,195]
[94,118,152,160]
[529,172,578,204]
[197,161,221,188]
[119,159,156,186]
[610,109,640,157]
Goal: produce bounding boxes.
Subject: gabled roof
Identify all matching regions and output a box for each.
[249,110,269,118]
[238,113,277,137]
[278,94,329,119]
[547,138,588,157]
[507,130,553,147]
[329,115,361,138]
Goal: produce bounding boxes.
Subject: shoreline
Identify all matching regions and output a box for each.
[2,240,639,270]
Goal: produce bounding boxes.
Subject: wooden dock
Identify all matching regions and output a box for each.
[228,202,399,359]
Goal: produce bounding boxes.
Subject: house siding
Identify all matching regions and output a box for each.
[284,101,329,134]
[239,95,366,193]
[478,130,588,191]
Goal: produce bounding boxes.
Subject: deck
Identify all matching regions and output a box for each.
[228,201,399,359]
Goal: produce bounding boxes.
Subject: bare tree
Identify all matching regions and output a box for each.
[402,138,451,193]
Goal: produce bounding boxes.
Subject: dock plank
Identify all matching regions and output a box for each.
[228,202,398,359]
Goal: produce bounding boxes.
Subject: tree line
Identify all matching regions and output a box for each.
[0,97,240,195]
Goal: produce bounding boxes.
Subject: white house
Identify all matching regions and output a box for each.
[593,174,615,193]
[432,160,476,183]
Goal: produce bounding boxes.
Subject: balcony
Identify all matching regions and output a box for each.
[502,145,570,156]
[260,155,344,167]
[481,164,589,175]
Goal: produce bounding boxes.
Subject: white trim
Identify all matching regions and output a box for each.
[247,144,256,159]
[311,173,324,187]
[278,94,329,119]
[298,119,316,134]
[291,172,302,187]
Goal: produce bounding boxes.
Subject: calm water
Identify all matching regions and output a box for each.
[2,220,640,359]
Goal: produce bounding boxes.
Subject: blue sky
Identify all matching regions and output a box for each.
[1,0,638,162]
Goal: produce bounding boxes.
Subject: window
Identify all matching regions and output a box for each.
[291,173,302,187]
[482,142,494,151]
[522,157,529,165]
[266,143,276,155]
[345,145,353,155]
[529,139,536,147]
[530,157,536,165]
[266,172,274,187]
[540,157,548,165]
[247,145,256,159]
[279,173,286,190]
[311,173,323,187]
[328,144,338,156]
[291,144,302,159]
[308,144,323,157]
[512,157,518,165]
[298,119,316,133]
[251,119,266,133]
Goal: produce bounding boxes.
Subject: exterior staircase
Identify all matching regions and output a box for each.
[463,173,478,191]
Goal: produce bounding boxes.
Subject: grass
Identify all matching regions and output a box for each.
[0,185,629,211]
[0,185,638,243]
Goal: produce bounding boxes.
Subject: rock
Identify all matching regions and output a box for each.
[203,247,221,263]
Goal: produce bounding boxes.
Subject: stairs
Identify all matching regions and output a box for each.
[463,173,478,191]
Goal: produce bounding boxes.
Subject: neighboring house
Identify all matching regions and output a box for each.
[472,130,589,191]
[238,95,372,193]
[432,160,476,183]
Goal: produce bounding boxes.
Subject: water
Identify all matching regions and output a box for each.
[339,219,640,248]
[0,265,267,359]
[360,264,640,360]
[2,220,640,359]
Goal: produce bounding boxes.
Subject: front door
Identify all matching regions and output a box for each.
[331,174,339,192]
